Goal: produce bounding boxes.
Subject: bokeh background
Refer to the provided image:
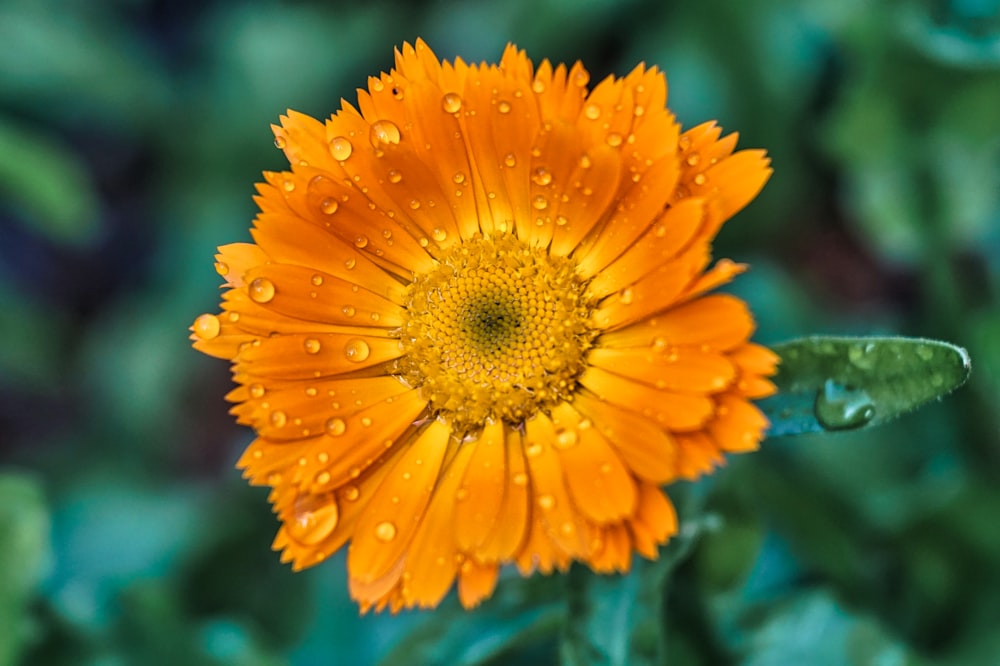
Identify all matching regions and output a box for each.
[1,0,999,664]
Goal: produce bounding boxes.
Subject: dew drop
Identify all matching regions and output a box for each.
[693,173,707,186]
[248,277,275,303]
[584,104,601,120]
[303,338,321,354]
[249,383,266,399]
[538,494,556,510]
[686,154,701,166]
[554,429,578,449]
[579,155,592,169]
[353,235,369,249]
[504,153,517,168]
[532,195,548,211]
[341,305,356,317]
[383,169,402,185]
[360,416,372,427]
[330,136,353,161]
[282,178,295,192]
[325,417,346,436]
[320,198,339,215]
[193,313,220,340]
[916,345,934,361]
[633,105,645,117]
[431,227,448,242]
[369,120,401,147]
[214,262,229,276]
[441,92,463,113]
[344,339,371,362]
[408,199,421,210]
[555,215,568,226]
[453,172,466,184]
[342,485,360,501]
[310,274,324,286]
[497,100,512,114]
[315,471,331,485]
[847,343,877,370]
[651,337,669,352]
[512,472,528,486]
[375,521,397,542]
[606,132,624,148]
[344,257,357,269]
[814,379,876,431]
[270,410,287,428]
[525,442,542,458]
[288,494,339,545]
[531,167,553,186]
[619,287,635,305]
[274,136,287,149]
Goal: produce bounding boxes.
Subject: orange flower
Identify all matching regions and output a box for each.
[190,40,776,613]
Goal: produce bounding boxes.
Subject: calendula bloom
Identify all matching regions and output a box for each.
[190,40,777,613]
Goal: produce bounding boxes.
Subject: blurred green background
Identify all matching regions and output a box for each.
[1,0,998,664]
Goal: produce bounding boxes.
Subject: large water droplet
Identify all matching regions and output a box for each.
[303,338,321,354]
[814,379,876,431]
[344,339,371,362]
[531,167,553,186]
[431,227,448,242]
[288,493,339,545]
[497,100,512,114]
[387,169,402,184]
[248,277,275,303]
[249,383,266,399]
[325,417,346,436]
[503,153,517,168]
[214,262,229,276]
[320,198,339,215]
[532,195,548,210]
[330,136,353,161]
[375,521,397,542]
[584,104,601,120]
[193,313,220,340]
[847,343,877,370]
[270,410,288,428]
[369,120,401,148]
[441,92,463,113]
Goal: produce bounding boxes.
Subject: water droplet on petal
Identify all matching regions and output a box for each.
[532,195,548,211]
[353,236,369,249]
[193,313,221,340]
[310,274,324,286]
[525,442,542,458]
[555,215,568,226]
[369,120,401,147]
[606,132,624,148]
[316,471,331,485]
[441,92,463,113]
[814,379,876,431]
[532,79,546,93]
[320,198,339,215]
[344,257,357,270]
[341,305,356,317]
[248,277,275,303]
[513,472,528,486]
[270,410,287,428]
[579,154,592,169]
[504,153,517,168]
[375,521,397,542]
[538,494,556,510]
[497,100,512,114]
[387,169,402,184]
[431,227,448,242]
[325,417,346,436]
[693,173,707,186]
[343,338,370,362]
[619,287,635,305]
[288,493,339,545]
[274,136,287,149]
[453,172,466,184]
[554,429,578,449]
[584,104,601,120]
[342,485,360,501]
[303,338,321,354]
[282,178,295,192]
[330,136,353,161]
[531,167,553,186]
[249,383,266,399]
[847,343,877,370]
[214,262,229,276]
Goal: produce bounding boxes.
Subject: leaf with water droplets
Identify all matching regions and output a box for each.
[759,336,971,437]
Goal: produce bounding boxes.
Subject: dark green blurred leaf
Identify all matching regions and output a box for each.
[0,471,50,666]
[0,117,100,248]
[760,337,971,436]
[740,590,914,666]
[379,575,563,666]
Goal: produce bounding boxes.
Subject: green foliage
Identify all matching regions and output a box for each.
[761,337,971,436]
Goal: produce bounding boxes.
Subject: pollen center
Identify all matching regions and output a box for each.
[399,236,596,432]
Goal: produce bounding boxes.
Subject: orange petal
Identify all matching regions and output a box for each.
[578,366,715,431]
[628,482,677,559]
[236,332,401,380]
[214,243,269,288]
[598,294,755,352]
[708,393,770,453]
[572,392,679,484]
[473,426,530,563]
[348,420,452,589]
[587,345,735,393]
[549,402,637,524]
[454,420,507,552]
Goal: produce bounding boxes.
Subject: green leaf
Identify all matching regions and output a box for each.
[0,472,51,666]
[759,337,971,437]
[560,516,707,666]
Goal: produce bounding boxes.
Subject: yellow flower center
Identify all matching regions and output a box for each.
[399,236,597,432]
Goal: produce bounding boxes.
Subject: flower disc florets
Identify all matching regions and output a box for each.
[399,235,596,432]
